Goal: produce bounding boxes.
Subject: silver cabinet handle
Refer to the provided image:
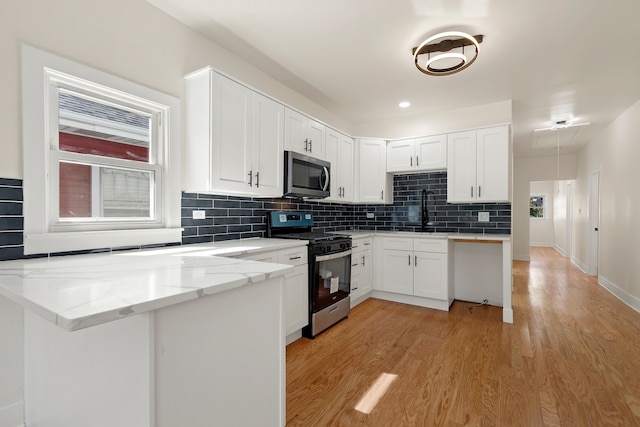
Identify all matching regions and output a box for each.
[352,262,359,267]
[381,190,384,200]
[309,139,313,152]
[415,255,417,266]
[289,256,301,260]
[416,156,419,166]
[304,138,309,151]
[408,254,411,266]
[255,172,259,188]
[364,242,371,246]
[479,185,481,198]
[248,170,253,187]
[471,186,473,197]
[410,156,413,167]
[361,255,365,266]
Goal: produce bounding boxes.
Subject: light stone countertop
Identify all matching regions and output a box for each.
[0,238,305,331]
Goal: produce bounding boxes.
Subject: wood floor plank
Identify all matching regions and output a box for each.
[286,247,640,426]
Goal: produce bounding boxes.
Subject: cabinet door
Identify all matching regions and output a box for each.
[386,139,414,172]
[413,252,448,300]
[252,93,284,197]
[324,128,340,201]
[357,139,387,203]
[359,250,372,294]
[476,125,510,202]
[284,108,307,155]
[211,74,253,193]
[338,134,354,201]
[447,130,477,202]
[415,134,447,171]
[307,118,326,159]
[284,264,309,335]
[381,249,414,295]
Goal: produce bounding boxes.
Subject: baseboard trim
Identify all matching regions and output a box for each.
[529,242,554,247]
[599,276,640,314]
[513,253,530,261]
[0,401,24,427]
[553,245,567,257]
[571,256,587,274]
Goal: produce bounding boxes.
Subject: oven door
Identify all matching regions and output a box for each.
[310,249,351,313]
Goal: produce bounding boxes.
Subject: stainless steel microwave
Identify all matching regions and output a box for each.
[284,151,330,199]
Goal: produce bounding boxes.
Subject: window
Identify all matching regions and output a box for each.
[530,194,546,219]
[22,45,181,254]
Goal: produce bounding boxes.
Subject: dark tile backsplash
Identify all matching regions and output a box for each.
[0,172,511,261]
[353,173,511,234]
[181,172,511,243]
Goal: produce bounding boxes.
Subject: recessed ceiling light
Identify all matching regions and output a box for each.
[399,101,411,108]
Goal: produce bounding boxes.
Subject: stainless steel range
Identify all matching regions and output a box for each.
[267,211,352,338]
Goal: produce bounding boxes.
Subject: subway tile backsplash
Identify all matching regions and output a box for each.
[181,172,511,242]
[0,172,511,261]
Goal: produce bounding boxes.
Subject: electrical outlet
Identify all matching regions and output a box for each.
[192,210,206,220]
[478,212,490,222]
[366,212,375,219]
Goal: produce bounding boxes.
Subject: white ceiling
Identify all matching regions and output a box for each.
[147,0,640,158]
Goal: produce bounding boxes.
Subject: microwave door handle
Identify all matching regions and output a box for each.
[321,166,330,191]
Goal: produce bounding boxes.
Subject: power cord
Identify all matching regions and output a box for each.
[468,299,489,312]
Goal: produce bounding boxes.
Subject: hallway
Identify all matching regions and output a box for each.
[286,247,640,426]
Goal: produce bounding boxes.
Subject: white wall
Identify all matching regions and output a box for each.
[573,98,640,311]
[513,154,577,260]
[553,181,572,257]
[529,181,555,247]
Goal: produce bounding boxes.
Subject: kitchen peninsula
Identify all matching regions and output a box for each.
[0,240,304,427]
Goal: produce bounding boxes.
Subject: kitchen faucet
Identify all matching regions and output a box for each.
[421,189,435,231]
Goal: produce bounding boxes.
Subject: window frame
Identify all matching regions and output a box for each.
[529,193,547,220]
[22,45,181,255]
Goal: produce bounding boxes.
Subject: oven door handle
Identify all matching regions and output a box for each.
[314,249,352,262]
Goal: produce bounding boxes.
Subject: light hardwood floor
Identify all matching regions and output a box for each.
[286,247,640,426]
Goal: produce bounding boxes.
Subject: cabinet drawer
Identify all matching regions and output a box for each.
[352,237,373,252]
[382,237,413,251]
[278,247,308,266]
[413,238,448,253]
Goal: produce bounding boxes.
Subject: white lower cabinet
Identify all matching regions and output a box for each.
[238,245,308,341]
[378,236,450,308]
[350,236,372,306]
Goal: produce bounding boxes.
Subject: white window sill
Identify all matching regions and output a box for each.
[24,228,183,255]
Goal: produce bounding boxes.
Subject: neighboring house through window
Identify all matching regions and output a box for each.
[530,194,546,219]
[21,45,181,254]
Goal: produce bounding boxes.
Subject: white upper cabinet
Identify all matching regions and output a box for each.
[325,128,354,202]
[284,108,326,159]
[355,138,391,203]
[387,134,447,173]
[252,93,285,196]
[447,125,510,203]
[183,68,284,197]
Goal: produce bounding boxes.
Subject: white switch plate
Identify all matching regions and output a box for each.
[366,212,375,219]
[192,210,206,220]
[478,212,490,222]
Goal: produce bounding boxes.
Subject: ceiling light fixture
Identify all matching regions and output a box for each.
[412,31,483,76]
[533,120,591,132]
[399,101,411,108]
